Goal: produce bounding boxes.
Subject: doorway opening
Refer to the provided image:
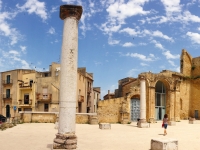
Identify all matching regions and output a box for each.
[155,81,166,120]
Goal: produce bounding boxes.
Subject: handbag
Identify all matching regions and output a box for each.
[162,123,164,128]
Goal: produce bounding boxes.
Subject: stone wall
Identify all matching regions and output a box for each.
[20,112,97,124]
[21,112,57,123]
[190,79,200,119]
[98,98,124,123]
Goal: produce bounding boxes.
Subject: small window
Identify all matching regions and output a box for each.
[6,75,10,84]
[30,80,33,87]
[44,104,49,112]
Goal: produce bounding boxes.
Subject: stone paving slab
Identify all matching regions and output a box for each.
[0,120,199,150]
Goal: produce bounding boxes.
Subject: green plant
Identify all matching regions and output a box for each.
[127,122,131,124]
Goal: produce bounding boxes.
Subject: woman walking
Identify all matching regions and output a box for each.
[163,114,168,136]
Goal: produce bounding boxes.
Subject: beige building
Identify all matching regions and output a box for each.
[0,62,100,119]
[93,87,101,113]
[99,49,200,123]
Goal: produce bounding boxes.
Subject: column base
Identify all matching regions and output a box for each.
[138,119,149,128]
[53,132,77,149]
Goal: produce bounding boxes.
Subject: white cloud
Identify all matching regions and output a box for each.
[139,42,147,46]
[143,29,174,42]
[125,52,158,61]
[94,61,103,66]
[186,32,200,44]
[62,0,76,3]
[168,60,176,66]
[161,0,181,13]
[122,42,134,47]
[163,50,180,59]
[127,68,138,77]
[151,40,165,50]
[50,6,58,13]
[17,0,48,21]
[119,27,140,36]
[0,11,21,45]
[48,27,55,34]
[140,63,148,66]
[108,36,120,45]
[20,46,26,53]
[106,0,150,24]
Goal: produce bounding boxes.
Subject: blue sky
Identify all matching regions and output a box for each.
[0,0,200,98]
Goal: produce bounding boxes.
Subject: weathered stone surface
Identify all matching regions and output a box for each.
[64,144,77,149]
[53,142,64,149]
[66,139,77,144]
[54,138,65,144]
[99,123,111,129]
[151,138,178,150]
[63,133,77,139]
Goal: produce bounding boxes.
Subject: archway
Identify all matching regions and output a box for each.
[155,81,166,120]
[130,95,140,121]
[6,105,10,118]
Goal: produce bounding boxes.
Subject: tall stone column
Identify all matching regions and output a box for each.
[53,5,82,150]
[138,75,148,128]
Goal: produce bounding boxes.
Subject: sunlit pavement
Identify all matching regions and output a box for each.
[0,120,199,150]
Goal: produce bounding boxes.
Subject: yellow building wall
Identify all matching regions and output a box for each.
[98,98,123,123]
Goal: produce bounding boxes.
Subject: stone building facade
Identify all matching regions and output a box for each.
[98,49,200,123]
[0,62,100,119]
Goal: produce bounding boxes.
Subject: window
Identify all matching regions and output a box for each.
[30,80,33,87]
[6,89,10,98]
[43,88,48,99]
[6,75,10,84]
[44,104,49,112]
[24,94,29,104]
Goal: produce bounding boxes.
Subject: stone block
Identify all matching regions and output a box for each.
[168,121,176,126]
[189,120,200,124]
[151,138,178,150]
[99,123,111,129]
[89,115,98,125]
[138,122,149,128]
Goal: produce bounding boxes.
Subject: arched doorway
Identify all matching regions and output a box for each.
[155,81,166,120]
[6,105,10,118]
[130,96,140,121]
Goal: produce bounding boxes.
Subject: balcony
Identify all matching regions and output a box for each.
[3,80,13,85]
[78,95,84,102]
[3,94,12,102]
[87,87,92,93]
[19,82,32,89]
[18,99,32,107]
[36,93,52,102]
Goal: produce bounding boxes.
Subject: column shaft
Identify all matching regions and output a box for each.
[140,79,146,121]
[59,17,78,134]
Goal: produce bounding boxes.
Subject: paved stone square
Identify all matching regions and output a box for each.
[0,120,199,150]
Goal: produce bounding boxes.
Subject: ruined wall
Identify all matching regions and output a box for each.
[97,98,124,123]
[179,80,190,119]
[190,79,200,118]
[191,57,200,77]
[180,49,192,76]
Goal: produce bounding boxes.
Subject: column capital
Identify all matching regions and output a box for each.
[60,5,83,21]
[139,75,146,80]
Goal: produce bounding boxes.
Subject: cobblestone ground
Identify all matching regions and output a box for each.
[0,120,199,150]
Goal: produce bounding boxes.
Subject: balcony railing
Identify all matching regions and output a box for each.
[78,95,84,102]
[3,94,12,101]
[18,99,32,106]
[19,82,32,88]
[3,79,13,85]
[36,93,52,102]
[87,87,92,93]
